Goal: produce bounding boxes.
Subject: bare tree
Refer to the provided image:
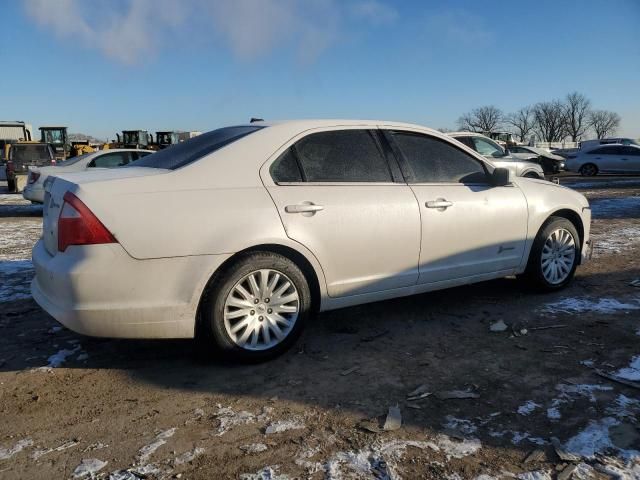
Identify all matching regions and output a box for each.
[505,106,536,142]
[457,106,503,133]
[533,100,567,142]
[563,92,591,141]
[589,110,621,139]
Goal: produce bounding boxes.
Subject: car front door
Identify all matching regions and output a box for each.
[385,130,529,284]
[619,146,640,173]
[263,128,421,298]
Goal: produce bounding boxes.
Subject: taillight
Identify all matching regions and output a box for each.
[58,192,116,252]
[28,171,40,184]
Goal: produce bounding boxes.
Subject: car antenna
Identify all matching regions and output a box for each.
[250,117,264,123]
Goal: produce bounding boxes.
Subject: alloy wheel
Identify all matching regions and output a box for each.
[540,228,576,285]
[223,269,299,351]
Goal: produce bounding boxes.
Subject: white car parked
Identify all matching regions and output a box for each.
[22,149,154,203]
[32,120,591,361]
[565,144,640,176]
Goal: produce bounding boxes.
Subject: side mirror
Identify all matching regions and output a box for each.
[492,167,511,186]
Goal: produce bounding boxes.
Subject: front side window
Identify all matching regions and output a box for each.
[589,146,620,155]
[291,130,392,182]
[621,146,640,156]
[392,132,488,184]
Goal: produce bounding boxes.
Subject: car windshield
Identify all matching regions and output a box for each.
[472,137,507,158]
[129,126,263,170]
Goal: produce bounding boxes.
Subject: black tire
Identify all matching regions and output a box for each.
[197,251,312,362]
[521,216,580,291]
[524,172,541,179]
[579,163,598,176]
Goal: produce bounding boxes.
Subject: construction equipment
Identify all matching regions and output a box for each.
[4,142,55,192]
[1,122,33,181]
[153,131,181,149]
[116,130,152,149]
[39,126,70,161]
[70,140,96,157]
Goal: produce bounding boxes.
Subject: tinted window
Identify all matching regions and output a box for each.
[294,130,392,182]
[589,146,621,155]
[393,133,487,184]
[271,148,303,182]
[90,152,130,168]
[621,146,640,156]
[128,126,262,170]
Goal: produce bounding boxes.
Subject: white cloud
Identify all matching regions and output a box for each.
[425,9,494,47]
[24,0,398,65]
[350,0,398,25]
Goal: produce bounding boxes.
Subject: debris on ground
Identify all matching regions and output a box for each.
[31,439,79,459]
[406,384,431,401]
[382,405,401,431]
[137,428,176,463]
[174,447,205,465]
[435,388,480,400]
[630,279,640,288]
[340,366,360,376]
[595,369,640,390]
[517,401,541,416]
[523,448,546,464]
[72,458,108,479]
[489,319,508,332]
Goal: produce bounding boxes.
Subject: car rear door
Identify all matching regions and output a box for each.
[384,129,528,284]
[263,127,421,298]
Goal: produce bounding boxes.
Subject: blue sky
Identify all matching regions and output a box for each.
[2,0,639,140]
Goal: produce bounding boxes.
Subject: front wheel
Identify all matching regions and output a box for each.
[524,172,541,179]
[522,217,580,291]
[579,163,598,176]
[198,251,311,362]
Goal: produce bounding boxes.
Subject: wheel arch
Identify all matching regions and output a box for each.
[547,208,584,247]
[194,243,323,337]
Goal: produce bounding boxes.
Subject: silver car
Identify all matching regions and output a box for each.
[565,144,640,176]
[448,132,545,179]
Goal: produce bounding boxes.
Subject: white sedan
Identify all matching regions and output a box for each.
[565,144,640,176]
[32,120,592,361]
[22,149,154,203]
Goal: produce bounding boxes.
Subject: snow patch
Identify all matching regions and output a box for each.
[517,472,552,480]
[592,226,640,257]
[214,406,257,436]
[433,434,482,459]
[0,438,33,460]
[241,443,268,454]
[136,428,176,463]
[614,355,640,382]
[443,415,478,435]
[517,401,541,416]
[72,458,108,478]
[542,297,640,315]
[590,196,640,219]
[46,345,81,367]
[547,407,562,420]
[0,260,33,302]
[174,446,204,465]
[265,419,305,434]
[240,466,290,480]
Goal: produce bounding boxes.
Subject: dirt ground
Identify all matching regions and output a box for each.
[0,176,639,480]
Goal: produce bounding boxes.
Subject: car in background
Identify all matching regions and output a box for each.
[5,143,55,193]
[448,132,545,179]
[579,137,639,151]
[23,149,153,203]
[565,144,640,176]
[508,145,566,174]
[32,120,591,361]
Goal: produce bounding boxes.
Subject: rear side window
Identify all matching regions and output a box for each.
[292,130,392,182]
[589,146,620,155]
[270,148,303,182]
[621,146,640,156]
[129,126,263,170]
[89,152,130,168]
[392,132,488,184]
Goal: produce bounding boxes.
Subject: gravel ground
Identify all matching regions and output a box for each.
[0,176,639,480]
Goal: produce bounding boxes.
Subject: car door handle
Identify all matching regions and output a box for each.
[425,199,453,209]
[285,203,324,214]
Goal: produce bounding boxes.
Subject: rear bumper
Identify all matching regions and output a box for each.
[31,240,230,339]
[22,183,44,203]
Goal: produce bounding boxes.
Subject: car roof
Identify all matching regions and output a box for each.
[446,131,481,137]
[245,118,442,134]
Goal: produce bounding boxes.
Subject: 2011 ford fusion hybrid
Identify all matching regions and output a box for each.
[32,120,592,361]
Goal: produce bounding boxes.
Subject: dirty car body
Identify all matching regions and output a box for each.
[32,120,591,360]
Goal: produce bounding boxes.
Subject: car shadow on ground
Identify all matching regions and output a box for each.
[2,265,639,466]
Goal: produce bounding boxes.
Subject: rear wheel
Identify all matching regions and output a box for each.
[579,163,598,176]
[198,252,311,362]
[522,216,580,291]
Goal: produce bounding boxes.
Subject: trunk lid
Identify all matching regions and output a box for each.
[42,167,168,256]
